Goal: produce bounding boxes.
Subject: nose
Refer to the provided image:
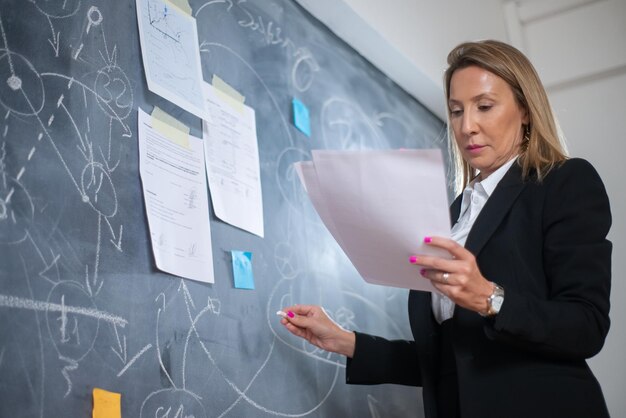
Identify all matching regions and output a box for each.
[461,109,478,136]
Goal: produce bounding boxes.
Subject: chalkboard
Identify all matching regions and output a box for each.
[0,0,447,416]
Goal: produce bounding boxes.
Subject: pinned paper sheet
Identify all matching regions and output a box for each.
[202,82,264,237]
[212,74,245,114]
[292,98,311,137]
[136,0,207,119]
[232,251,255,289]
[93,388,121,418]
[151,107,190,149]
[138,109,215,284]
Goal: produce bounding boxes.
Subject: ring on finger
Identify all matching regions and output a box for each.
[442,272,449,282]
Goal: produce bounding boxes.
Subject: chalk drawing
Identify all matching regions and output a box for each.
[196,0,320,92]
[31,0,82,20]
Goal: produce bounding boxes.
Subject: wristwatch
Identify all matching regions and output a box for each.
[482,283,505,317]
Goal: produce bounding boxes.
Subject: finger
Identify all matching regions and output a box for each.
[420,268,452,284]
[411,255,458,273]
[431,280,452,295]
[283,321,308,339]
[280,304,314,317]
[424,236,472,260]
[281,307,319,330]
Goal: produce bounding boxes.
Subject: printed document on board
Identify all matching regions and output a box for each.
[136,0,207,119]
[138,108,214,283]
[202,82,264,237]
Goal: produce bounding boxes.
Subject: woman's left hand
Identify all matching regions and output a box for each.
[412,236,495,314]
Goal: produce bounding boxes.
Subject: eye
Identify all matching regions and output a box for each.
[478,104,493,112]
[449,109,462,117]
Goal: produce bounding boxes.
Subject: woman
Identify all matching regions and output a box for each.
[280,40,612,418]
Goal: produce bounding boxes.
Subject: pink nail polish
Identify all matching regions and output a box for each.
[287,311,295,318]
[409,256,418,264]
[424,236,432,243]
[420,268,426,276]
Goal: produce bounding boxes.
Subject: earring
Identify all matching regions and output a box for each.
[523,125,531,143]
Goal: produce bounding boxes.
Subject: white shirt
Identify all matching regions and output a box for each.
[431,158,517,324]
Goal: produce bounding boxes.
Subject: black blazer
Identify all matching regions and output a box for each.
[346,158,612,418]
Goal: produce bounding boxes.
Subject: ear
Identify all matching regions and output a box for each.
[521,107,530,125]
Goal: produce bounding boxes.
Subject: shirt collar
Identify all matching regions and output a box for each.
[457,157,518,219]
[474,157,518,198]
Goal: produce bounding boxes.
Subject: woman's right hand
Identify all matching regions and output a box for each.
[279,304,356,358]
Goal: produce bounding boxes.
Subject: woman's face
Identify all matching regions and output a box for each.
[448,65,528,179]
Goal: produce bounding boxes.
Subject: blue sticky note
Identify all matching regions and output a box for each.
[231,251,255,290]
[292,98,311,137]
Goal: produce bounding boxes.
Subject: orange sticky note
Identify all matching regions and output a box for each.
[93,388,121,418]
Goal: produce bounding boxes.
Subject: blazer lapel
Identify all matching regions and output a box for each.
[450,193,463,226]
[464,162,527,257]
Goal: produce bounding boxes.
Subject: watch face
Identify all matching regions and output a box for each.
[492,295,504,312]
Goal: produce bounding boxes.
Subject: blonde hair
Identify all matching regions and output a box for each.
[444,40,568,194]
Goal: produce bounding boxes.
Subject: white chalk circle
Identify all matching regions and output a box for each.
[87,6,103,28]
[0,51,45,116]
[94,65,133,120]
[140,389,207,418]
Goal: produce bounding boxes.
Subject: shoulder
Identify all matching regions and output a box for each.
[540,158,611,225]
[538,158,606,193]
[546,157,600,179]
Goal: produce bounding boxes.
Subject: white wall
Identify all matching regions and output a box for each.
[295,0,509,119]
[507,1,626,416]
[296,0,626,415]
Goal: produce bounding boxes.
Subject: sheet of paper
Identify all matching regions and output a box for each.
[302,149,451,292]
[293,161,345,249]
[138,108,214,283]
[202,82,264,237]
[136,0,207,119]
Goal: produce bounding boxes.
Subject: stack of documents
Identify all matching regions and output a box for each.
[294,150,451,292]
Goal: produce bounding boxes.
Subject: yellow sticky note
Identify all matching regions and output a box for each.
[93,388,121,418]
[212,74,245,114]
[165,0,192,15]
[151,107,190,149]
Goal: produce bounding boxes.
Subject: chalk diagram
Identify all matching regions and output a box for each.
[1,1,423,417]
[0,2,135,415]
[195,0,320,93]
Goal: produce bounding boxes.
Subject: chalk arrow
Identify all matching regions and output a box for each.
[111,324,127,364]
[120,122,132,138]
[48,31,61,57]
[104,218,123,252]
[178,280,196,311]
[110,224,123,252]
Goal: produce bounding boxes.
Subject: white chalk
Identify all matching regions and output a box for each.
[276,310,287,318]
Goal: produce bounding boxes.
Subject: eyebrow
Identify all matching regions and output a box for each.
[448,93,496,105]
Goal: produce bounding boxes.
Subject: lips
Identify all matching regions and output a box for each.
[466,144,484,150]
